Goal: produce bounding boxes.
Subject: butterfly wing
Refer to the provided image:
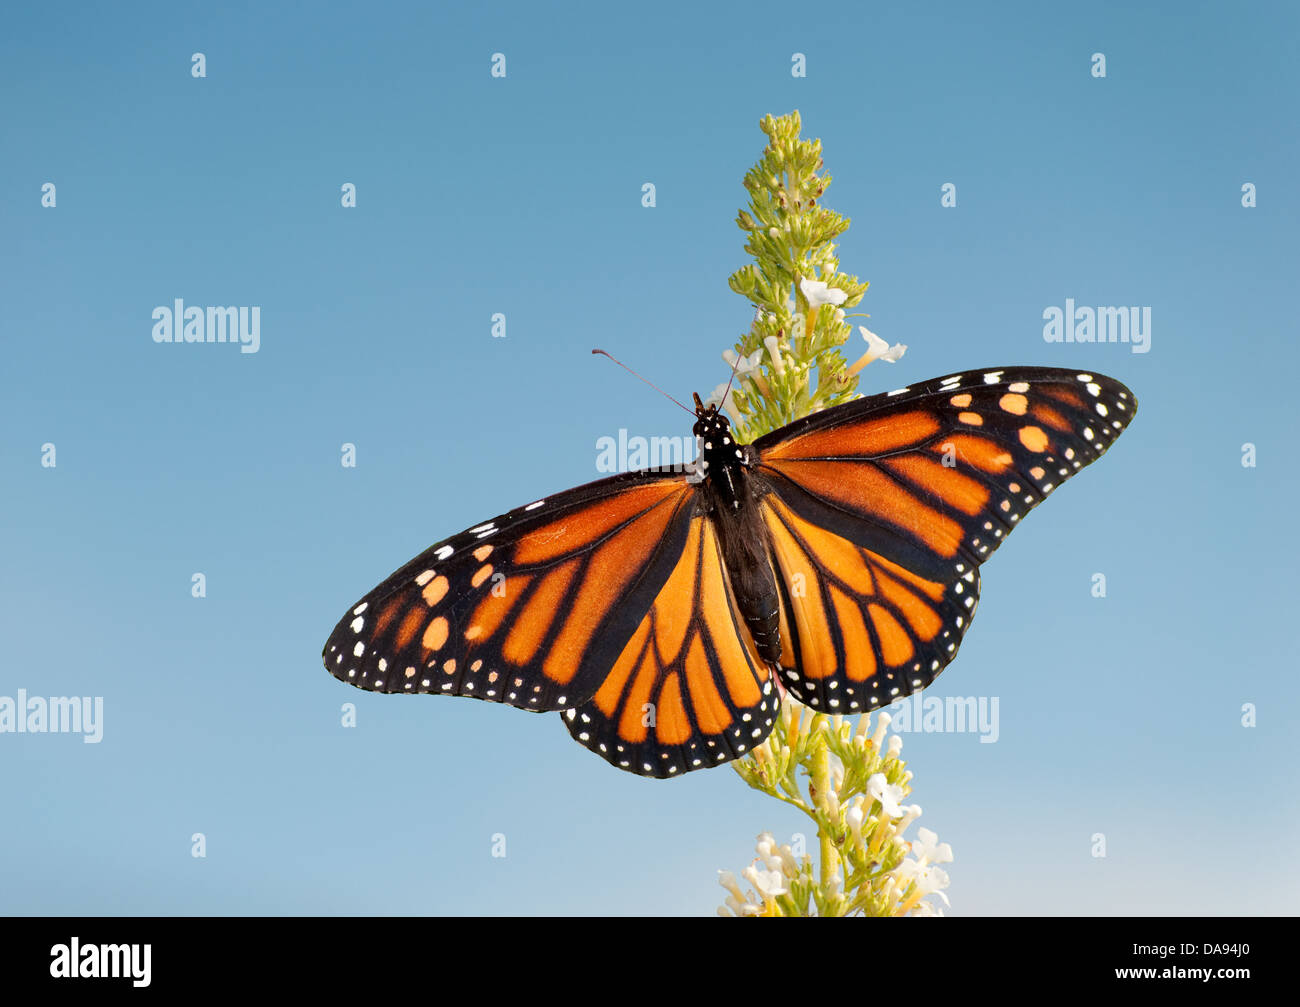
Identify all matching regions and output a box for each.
[323,472,698,713]
[757,493,977,714]
[562,514,779,777]
[752,366,1136,711]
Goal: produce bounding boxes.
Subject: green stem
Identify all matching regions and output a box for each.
[810,721,839,890]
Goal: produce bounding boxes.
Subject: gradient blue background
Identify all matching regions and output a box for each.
[3,1,1296,915]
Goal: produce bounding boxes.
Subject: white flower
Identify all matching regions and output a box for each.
[722,347,765,378]
[727,894,763,916]
[800,277,848,309]
[919,867,951,906]
[887,734,903,758]
[718,871,764,916]
[702,382,736,412]
[867,773,906,818]
[898,804,924,832]
[894,860,951,906]
[870,711,892,752]
[892,857,921,883]
[754,832,785,872]
[825,870,842,899]
[742,864,788,899]
[858,326,907,363]
[911,827,953,866]
[717,870,746,901]
[762,335,786,376]
[770,841,798,875]
[845,799,866,844]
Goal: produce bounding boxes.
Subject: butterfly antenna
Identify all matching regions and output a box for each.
[719,347,744,408]
[591,349,696,415]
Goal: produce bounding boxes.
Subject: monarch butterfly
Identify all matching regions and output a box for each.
[323,366,1135,778]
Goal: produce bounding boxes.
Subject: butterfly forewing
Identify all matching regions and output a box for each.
[323,472,697,712]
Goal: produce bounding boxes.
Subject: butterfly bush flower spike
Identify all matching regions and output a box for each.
[722,697,952,917]
[712,112,952,917]
[724,111,868,443]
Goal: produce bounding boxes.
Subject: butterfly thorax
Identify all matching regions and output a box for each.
[691,400,749,509]
[692,400,782,663]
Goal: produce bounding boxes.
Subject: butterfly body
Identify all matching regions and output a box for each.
[691,395,784,663]
[324,366,1136,778]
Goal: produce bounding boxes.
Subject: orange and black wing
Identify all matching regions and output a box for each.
[322,472,697,714]
[752,366,1136,712]
[562,514,779,777]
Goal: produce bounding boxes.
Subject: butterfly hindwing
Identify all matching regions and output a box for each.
[753,367,1135,711]
[323,472,697,713]
[563,515,779,777]
[760,494,978,713]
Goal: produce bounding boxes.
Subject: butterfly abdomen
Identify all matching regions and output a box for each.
[735,579,781,663]
[707,449,783,664]
[725,534,782,663]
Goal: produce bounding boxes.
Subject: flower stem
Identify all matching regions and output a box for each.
[811,724,839,889]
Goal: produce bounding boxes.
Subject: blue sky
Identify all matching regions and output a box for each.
[2,0,1296,915]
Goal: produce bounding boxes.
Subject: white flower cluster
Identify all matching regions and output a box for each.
[716,832,799,917]
[718,711,953,917]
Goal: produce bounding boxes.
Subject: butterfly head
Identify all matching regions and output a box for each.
[690,391,731,440]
